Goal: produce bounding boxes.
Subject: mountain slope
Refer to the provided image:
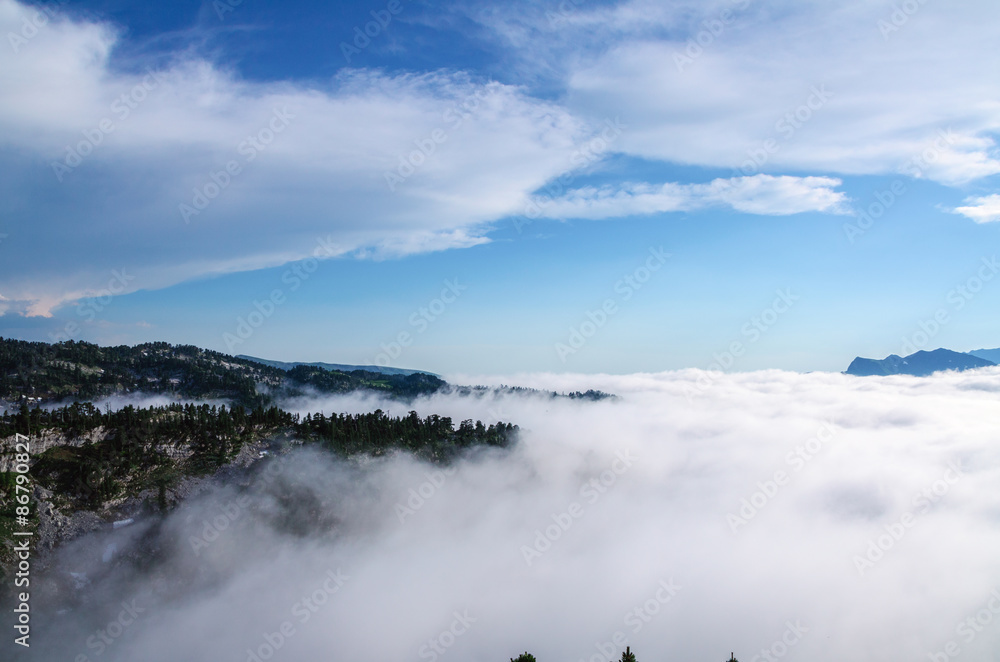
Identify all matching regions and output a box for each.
[237,355,437,377]
[845,354,909,376]
[846,348,996,376]
[968,347,1000,364]
[0,338,445,407]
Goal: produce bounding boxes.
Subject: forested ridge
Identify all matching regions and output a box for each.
[0,338,446,407]
[0,398,517,581]
[0,337,613,578]
[0,338,615,407]
[1,401,517,511]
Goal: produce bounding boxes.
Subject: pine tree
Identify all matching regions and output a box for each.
[510,654,536,662]
[620,647,637,662]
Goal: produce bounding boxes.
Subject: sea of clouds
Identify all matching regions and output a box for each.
[11,367,1000,662]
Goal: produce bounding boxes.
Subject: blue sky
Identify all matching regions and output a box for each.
[1,0,999,375]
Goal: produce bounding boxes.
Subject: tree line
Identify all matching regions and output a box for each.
[0,338,446,409]
[2,401,517,511]
[511,649,738,661]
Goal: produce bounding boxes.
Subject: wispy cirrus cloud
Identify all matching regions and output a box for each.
[467,0,1000,185]
[531,175,848,220]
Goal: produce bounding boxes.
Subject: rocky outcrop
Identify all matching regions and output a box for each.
[0,427,110,472]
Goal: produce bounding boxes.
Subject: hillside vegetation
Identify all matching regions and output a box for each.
[0,338,446,407]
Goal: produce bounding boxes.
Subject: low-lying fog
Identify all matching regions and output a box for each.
[16,368,1000,661]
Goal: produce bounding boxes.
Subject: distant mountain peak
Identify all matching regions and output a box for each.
[846,347,996,377]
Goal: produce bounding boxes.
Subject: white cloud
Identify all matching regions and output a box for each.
[29,368,1000,661]
[0,0,591,316]
[475,0,1000,184]
[953,194,1000,224]
[531,174,848,220]
[5,0,1000,317]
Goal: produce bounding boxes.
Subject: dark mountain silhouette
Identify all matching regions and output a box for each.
[846,348,996,376]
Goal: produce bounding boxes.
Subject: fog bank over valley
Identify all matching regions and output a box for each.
[10,367,1000,661]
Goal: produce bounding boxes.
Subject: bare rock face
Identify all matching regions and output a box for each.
[0,427,110,472]
[32,485,106,559]
[21,437,278,564]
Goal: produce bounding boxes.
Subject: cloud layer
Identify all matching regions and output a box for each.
[18,368,1000,661]
[0,0,589,315]
[4,0,999,318]
[503,0,1000,183]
